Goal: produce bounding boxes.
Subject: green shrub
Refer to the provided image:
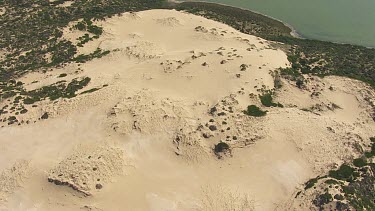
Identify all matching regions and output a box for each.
[58,73,67,78]
[315,192,332,206]
[324,179,340,185]
[259,93,283,107]
[353,158,367,167]
[8,116,16,121]
[304,177,319,190]
[279,67,302,80]
[296,79,304,88]
[214,142,230,153]
[81,88,100,94]
[329,164,356,181]
[244,105,267,117]
[365,139,375,158]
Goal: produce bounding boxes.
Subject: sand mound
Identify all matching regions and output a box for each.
[107,91,211,162]
[173,127,209,162]
[194,26,223,40]
[156,17,182,27]
[48,143,124,196]
[108,91,194,136]
[0,160,31,202]
[201,94,265,148]
[195,26,209,33]
[160,59,189,73]
[124,40,165,60]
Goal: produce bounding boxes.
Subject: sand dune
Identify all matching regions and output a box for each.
[1,9,375,211]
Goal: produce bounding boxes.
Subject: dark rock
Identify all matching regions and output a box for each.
[41,112,49,119]
[209,125,217,131]
[202,133,211,139]
[240,64,248,71]
[218,112,226,116]
[209,107,217,114]
[95,184,103,189]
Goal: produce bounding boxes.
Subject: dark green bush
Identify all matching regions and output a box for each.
[214,142,230,153]
[304,177,319,190]
[353,158,367,167]
[329,164,356,181]
[259,93,283,107]
[58,73,67,78]
[244,105,267,117]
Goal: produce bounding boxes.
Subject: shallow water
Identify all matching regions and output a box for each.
[180,0,375,47]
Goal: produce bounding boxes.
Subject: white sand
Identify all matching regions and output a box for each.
[1,9,375,211]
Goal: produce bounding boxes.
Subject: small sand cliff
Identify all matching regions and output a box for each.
[0,9,375,211]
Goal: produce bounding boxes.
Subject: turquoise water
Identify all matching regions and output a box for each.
[181,0,375,47]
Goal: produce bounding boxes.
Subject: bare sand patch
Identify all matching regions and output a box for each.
[0,160,31,203]
[48,143,124,196]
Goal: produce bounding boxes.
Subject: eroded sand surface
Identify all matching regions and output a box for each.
[1,9,375,211]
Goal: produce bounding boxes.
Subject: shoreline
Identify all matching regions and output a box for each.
[173,0,375,48]
[171,0,304,39]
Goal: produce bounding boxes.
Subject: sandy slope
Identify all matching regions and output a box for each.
[1,9,375,211]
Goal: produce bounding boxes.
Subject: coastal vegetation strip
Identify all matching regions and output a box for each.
[1,0,375,102]
[174,1,375,88]
[300,137,375,210]
[0,0,167,82]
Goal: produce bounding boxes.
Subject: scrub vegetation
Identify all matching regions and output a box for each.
[174,1,375,88]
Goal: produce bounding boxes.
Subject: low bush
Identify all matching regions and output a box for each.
[259,93,283,107]
[244,105,267,117]
[353,158,367,167]
[329,164,357,181]
[214,142,230,153]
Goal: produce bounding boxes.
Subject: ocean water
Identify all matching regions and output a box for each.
[180,0,375,47]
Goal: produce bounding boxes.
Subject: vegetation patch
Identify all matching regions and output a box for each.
[296,137,375,210]
[259,92,283,108]
[58,73,67,78]
[175,1,375,88]
[73,48,110,63]
[81,87,100,95]
[243,105,267,117]
[279,67,305,88]
[304,176,320,190]
[214,142,230,153]
[329,164,358,182]
[0,0,167,102]
[313,192,332,207]
[353,158,367,167]
[17,77,91,105]
[214,142,231,159]
[72,19,103,38]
